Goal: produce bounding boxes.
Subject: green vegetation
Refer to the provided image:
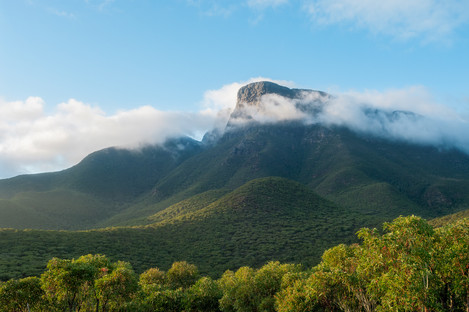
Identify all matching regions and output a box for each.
[0,177,365,280]
[1,216,467,311]
[429,208,469,227]
[2,124,469,231]
[1,123,469,310]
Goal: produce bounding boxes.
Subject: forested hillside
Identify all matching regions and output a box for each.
[1,216,467,311]
[0,177,365,280]
[1,82,469,300]
[2,83,469,231]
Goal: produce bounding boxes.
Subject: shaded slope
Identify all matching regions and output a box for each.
[429,208,469,227]
[0,177,366,280]
[324,129,469,218]
[0,190,110,230]
[2,122,469,230]
[0,138,202,229]
[104,123,469,227]
[1,82,469,231]
[146,177,366,271]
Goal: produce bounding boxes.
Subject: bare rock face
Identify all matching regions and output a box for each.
[235,81,305,110]
[229,81,328,125]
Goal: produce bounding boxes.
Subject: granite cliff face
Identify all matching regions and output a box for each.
[236,81,306,108]
[229,81,328,125]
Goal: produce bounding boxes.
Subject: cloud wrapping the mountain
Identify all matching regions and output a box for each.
[200,77,296,128]
[0,98,216,178]
[1,80,468,179]
[0,77,290,178]
[317,88,469,153]
[231,85,469,154]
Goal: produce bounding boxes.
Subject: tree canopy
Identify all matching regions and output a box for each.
[0,215,467,311]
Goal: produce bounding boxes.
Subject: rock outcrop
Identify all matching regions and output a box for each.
[228,81,328,125]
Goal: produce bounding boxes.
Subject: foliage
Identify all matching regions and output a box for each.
[276,216,469,312]
[94,261,139,311]
[0,177,366,281]
[185,276,222,312]
[166,261,200,289]
[2,124,469,284]
[40,254,138,311]
[429,208,469,228]
[0,216,467,311]
[0,276,45,312]
[2,123,469,232]
[219,262,302,312]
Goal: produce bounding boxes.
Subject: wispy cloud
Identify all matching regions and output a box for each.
[0,77,293,178]
[186,0,289,17]
[0,97,217,178]
[48,8,76,19]
[224,83,469,153]
[304,0,469,43]
[2,80,468,179]
[246,0,289,9]
[186,0,238,17]
[84,0,115,12]
[318,87,469,151]
[200,77,296,127]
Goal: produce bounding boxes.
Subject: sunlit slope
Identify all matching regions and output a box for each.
[1,121,469,230]
[102,123,469,227]
[429,208,469,227]
[0,138,201,229]
[0,177,364,280]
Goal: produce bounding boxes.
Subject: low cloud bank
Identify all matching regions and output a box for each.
[0,98,216,178]
[1,80,468,179]
[317,88,469,152]
[228,84,469,153]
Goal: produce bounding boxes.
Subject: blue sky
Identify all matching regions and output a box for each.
[1,0,469,178]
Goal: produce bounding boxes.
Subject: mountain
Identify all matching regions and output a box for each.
[0,138,201,229]
[1,81,469,279]
[0,177,365,280]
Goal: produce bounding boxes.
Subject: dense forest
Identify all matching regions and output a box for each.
[1,215,467,312]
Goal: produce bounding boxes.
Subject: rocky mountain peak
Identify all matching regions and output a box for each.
[235,81,305,110]
[229,81,328,125]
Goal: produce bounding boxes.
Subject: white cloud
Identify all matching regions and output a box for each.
[316,87,469,152]
[247,0,289,9]
[186,0,238,17]
[2,81,468,179]
[186,0,289,16]
[0,98,217,178]
[1,78,296,178]
[48,8,76,19]
[224,83,469,153]
[305,0,469,42]
[200,77,295,128]
[0,97,44,122]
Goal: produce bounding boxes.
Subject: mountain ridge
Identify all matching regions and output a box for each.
[1,81,469,279]
[1,81,469,230]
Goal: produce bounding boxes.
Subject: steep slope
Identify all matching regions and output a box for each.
[101,122,469,227]
[1,81,469,282]
[429,208,469,227]
[0,137,202,229]
[0,177,364,280]
[1,81,469,231]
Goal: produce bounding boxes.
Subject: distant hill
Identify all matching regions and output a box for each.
[0,138,202,229]
[429,208,469,227]
[1,81,469,279]
[0,177,364,280]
